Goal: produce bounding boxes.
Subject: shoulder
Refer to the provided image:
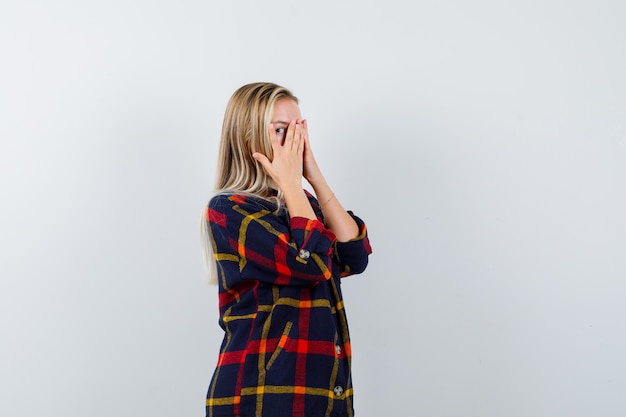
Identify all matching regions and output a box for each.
[208,192,236,209]
[208,192,278,214]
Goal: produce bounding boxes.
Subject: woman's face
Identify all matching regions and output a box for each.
[271,98,302,144]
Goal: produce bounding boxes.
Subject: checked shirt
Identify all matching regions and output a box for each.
[205,191,372,417]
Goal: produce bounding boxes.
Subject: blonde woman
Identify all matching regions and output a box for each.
[202,82,372,417]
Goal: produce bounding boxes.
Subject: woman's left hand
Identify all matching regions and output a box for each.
[301,120,325,186]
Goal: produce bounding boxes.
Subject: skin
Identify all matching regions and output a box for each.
[252,98,359,242]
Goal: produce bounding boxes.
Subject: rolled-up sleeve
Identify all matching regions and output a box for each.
[208,194,337,287]
[333,211,372,277]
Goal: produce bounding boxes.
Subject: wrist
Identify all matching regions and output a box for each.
[281,184,316,220]
[319,193,336,210]
[306,173,328,189]
[304,161,325,185]
[279,182,305,197]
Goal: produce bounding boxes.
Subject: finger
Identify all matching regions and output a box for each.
[252,152,273,174]
[303,136,317,166]
[294,122,304,154]
[302,119,309,141]
[284,120,296,149]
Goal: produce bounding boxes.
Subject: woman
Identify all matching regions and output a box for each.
[202,82,372,417]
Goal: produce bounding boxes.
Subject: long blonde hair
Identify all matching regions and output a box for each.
[201,82,298,284]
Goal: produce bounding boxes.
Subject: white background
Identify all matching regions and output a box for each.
[1,1,625,416]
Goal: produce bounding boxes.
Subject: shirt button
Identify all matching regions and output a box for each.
[335,345,342,355]
[298,249,310,259]
[334,386,344,397]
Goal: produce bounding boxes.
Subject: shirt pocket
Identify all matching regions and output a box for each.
[265,321,293,372]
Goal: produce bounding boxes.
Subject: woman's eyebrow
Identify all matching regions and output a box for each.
[271,120,289,125]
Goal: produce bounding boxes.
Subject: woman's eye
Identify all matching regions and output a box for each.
[275,128,285,134]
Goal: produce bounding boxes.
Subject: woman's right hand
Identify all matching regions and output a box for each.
[253,120,305,191]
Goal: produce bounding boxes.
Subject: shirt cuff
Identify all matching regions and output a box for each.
[289,217,336,264]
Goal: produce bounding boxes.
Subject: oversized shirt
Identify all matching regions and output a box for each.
[205,191,372,417]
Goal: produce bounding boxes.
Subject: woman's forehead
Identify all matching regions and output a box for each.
[272,98,301,122]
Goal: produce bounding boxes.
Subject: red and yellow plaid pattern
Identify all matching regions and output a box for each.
[205,191,372,417]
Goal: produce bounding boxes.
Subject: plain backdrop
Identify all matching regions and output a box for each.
[1,1,625,416]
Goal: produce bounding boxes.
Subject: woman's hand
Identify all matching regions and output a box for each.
[252,120,305,191]
[253,120,317,220]
[301,119,326,187]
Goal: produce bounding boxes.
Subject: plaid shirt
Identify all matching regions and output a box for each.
[205,191,372,417]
